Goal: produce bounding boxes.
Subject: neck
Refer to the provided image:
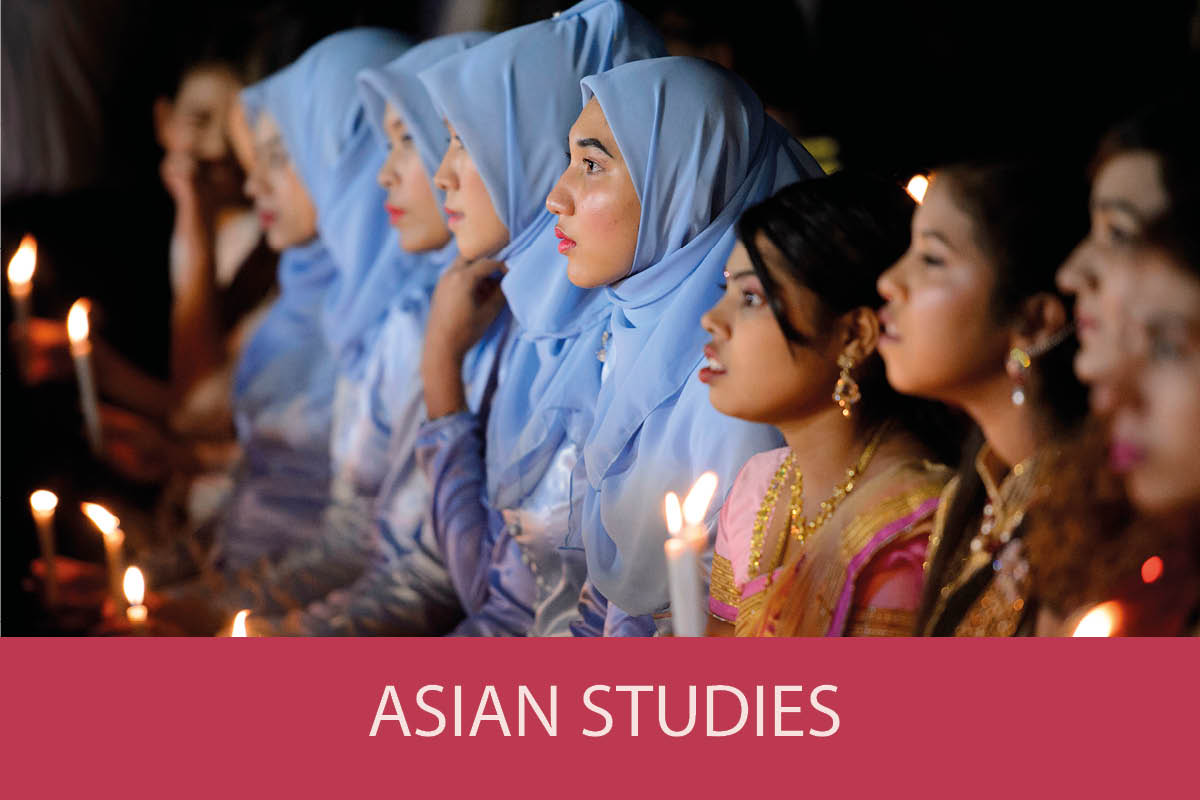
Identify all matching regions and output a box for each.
[776,405,868,497]
[956,372,1043,470]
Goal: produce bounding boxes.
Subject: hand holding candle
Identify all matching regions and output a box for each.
[67,299,103,455]
[81,502,125,609]
[664,471,719,637]
[29,490,59,607]
[123,566,148,633]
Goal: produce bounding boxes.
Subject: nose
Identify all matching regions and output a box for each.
[377,157,395,190]
[545,170,574,216]
[700,298,728,338]
[1056,240,1092,295]
[243,167,261,201]
[877,260,903,303]
[433,150,456,193]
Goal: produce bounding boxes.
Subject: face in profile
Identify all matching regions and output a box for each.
[546,98,642,288]
[156,64,244,200]
[700,239,847,425]
[377,103,451,253]
[243,112,318,251]
[1056,151,1170,413]
[432,120,509,260]
[1109,248,1200,515]
[875,176,1010,405]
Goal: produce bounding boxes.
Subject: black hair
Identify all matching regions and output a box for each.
[736,171,965,465]
[915,160,1091,634]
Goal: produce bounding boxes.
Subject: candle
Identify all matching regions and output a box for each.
[66,299,102,455]
[1072,600,1122,637]
[905,174,929,204]
[81,502,125,608]
[663,471,719,637]
[29,490,59,607]
[231,609,250,638]
[123,566,148,633]
[7,234,37,367]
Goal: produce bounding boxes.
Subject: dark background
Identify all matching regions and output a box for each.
[3,0,1197,633]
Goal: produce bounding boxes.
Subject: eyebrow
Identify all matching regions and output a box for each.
[918,230,952,247]
[729,270,757,280]
[1091,196,1145,221]
[575,137,615,158]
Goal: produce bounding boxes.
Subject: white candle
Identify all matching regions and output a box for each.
[82,502,125,608]
[7,234,36,367]
[29,490,59,607]
[663,472,719,637]
[67,299,102,455]
[123,566,148,633]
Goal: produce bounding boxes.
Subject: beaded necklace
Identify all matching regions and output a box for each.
[747,425,890,579]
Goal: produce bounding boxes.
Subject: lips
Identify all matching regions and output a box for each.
[555,226,576,254]
[444,206,464,225]
[258,211,276,228]
[1109,439,1146,473]
[699,343,726,384]
[877,308,900,341]
[385,204,405,222]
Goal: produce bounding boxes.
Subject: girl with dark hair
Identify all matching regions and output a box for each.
[876,161,1089,636]
[701,173,958,637]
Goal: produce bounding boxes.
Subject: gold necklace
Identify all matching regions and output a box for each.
[747,425,890,578]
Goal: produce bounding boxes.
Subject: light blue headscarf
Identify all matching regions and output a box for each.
[358,31,493,216]
[231,238,338,454]
[575,57,825,615]
[419,0,666,511]
[239,28,415,371]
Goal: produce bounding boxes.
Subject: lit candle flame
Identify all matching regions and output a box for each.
[664,492,683,535]
[123,566,145,607]
[905,175,929,204]
[81,502,120,535]
[682,471,719,526]
[30,489,58,514]
[232,609,250,637]
[7,234,37,286]
[1072,601,1121,637]
[67,299,91,343]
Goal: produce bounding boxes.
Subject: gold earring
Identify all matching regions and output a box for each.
[1006,346,1031,406]
[833,353,861,417]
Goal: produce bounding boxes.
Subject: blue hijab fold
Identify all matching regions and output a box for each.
[239,28,417,372]
[418,0,666,511]
[575,57,825,615]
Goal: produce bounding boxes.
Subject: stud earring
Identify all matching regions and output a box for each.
[833,353,861,417]
[1006,347,1031,406]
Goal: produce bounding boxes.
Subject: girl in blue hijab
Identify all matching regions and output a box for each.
[415,0,666,635]
[545,56,824,629]
[250,32,519,635]
[210,29,412,590]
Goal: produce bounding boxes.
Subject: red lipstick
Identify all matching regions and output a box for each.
[555,226,576,254]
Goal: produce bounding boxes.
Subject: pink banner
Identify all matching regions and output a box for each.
[1,638,1193,796]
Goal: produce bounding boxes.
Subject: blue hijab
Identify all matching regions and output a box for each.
[231,237,338,453]
[576,57,825,615]
[240,28,415,371]
[419,0,666,511]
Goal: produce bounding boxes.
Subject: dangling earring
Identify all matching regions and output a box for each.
[1006,347,1031,406]
[833,353,861,418]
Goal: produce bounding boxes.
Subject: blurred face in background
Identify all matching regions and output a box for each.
[155,63,244,203]
[243,112,318,251]
[1109,246,1200,516]
[1056,151,1169,413]
[432,120,509,261]
[377,103,451,253]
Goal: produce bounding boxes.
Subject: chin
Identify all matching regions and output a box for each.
[566,258,616,289]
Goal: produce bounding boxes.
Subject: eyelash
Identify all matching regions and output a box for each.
[717,282,763,308]
[922,254,944,267]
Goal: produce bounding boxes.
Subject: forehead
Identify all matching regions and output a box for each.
[570,98,614,141]
[383,102,406,127]
[913,177,977,248]
[1093,151,1169,222]
[176,67,238,109]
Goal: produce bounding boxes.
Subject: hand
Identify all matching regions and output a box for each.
[426,256,507,361]
[11,317,73,384]
[99,404,173,484]
[421,257,506,418]
[159,150,199,207]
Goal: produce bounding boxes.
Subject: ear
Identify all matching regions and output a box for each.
[841,307,880,364]
[1011,292,1069,353]
[153,97,173,150]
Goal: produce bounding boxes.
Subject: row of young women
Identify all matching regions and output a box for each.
[155,0,1198,636]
